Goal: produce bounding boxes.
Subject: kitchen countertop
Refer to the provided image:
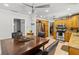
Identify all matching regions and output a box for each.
[69,33,79,49]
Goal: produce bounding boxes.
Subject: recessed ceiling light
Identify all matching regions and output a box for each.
[45,10,49,12]
[40,16,42,17]
[69,13,72,15]
[28,12,31,14]
[67,8,70,11]
[3,3,9,7]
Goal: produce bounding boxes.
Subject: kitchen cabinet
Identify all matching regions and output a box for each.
[53,19,71,41]
[72,16,79,28]
[53,15,79,41]
[41,20,48,37]
[64,31,72,42]
[66,20,72,29]
[69,47,79,55]
[53,32,56,39]
[36,20,48,37]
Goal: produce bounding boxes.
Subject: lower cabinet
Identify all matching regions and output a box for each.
[53,32,56,39]
[64,31,72,42]
[69,47,79,55]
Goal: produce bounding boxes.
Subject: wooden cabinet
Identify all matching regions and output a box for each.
[53,32,56,39]
[36,20,48,37]
[41,20,48,37]
[64,31,72,42]
[72,16,79,28]
[66,20,72,29]
[54,20,66,29]
[45,22,48,37]
[69,47,79,55]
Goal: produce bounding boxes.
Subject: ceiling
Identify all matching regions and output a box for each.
[0,3,79,18]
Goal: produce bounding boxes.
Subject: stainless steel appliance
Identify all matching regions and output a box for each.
[56,24,66,41]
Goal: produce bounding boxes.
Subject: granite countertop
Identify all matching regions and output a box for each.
[69,33,79,49]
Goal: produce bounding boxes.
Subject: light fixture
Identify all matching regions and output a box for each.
[45,9,49,12]
[69,13,72,16]
[3,3,9,7]
[28,12,31,14]
[40,16,42,18]
[67,8,70,11]
[43,16,45,18]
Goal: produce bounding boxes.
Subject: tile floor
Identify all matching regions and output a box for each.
[44,36,69,55]
[54,41,68,55]
[45,36,56,49]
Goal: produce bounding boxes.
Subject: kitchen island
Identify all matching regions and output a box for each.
[69,33,79,55]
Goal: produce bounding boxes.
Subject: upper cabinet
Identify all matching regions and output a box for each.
[72,16,79,28]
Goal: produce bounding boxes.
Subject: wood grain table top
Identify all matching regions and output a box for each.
[0,37,49,55]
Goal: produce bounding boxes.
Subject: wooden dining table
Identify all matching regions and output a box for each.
[0,37,49,55]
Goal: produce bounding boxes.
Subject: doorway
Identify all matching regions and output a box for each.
[36,20,48,37]
[14,19,25,35]
[50,22,54,36]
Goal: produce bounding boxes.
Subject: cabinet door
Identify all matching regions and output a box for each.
[69,47,79,55]
[64,32,69,42]
[53,32,56,39]
[66,20,72,29]
[64,31,72,42]
[41,20,48,37]
[45,24,48,37]
[64,32,68,42]
[72,16,78,28]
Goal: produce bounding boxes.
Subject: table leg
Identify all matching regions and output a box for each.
[43,45,44,51]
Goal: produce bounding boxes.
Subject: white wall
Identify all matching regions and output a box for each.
[31,16,36,36]
[0,9,31,40]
